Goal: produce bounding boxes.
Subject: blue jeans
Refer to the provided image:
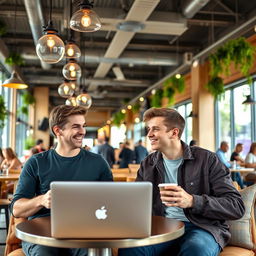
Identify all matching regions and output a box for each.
[22,241,88,256]
[118,222,221,256]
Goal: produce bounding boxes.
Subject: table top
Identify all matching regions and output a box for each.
[0,173,20,181]
[230,168,255,173]
[16,216,184,249]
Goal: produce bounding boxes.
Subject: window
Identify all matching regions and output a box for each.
[216,78,256,157]
[175,102,192,144]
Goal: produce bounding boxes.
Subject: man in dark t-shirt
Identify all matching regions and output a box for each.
[11,105,113,256]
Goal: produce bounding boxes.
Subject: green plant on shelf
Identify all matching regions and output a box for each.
[150,89,163,108]
[207,37,256,98]
[5,52,25,66]
[0,95,8,129]
[132,103,140,114]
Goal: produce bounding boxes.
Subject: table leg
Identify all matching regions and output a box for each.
[88,248,112,256]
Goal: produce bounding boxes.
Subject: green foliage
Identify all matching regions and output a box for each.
[0,95,8,129]
[163,86,175,105]
[5,52,25,66]
[24,136,35,150]
[205,77,225,99]
[150,89,163,108]
[112,111,125,126]
[18,91,36,116]
[207,37,256,97]
[0,19,7,36]
[132,103,140,114]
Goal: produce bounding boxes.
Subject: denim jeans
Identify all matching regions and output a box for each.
[118,222,221,256]
[22,241,88,256]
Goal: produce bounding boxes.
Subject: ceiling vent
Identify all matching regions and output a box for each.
[116,21,145,32]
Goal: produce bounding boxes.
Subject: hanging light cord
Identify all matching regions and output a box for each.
[50,0,53,22]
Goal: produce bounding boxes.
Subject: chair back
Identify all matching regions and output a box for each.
[128,164,140,173]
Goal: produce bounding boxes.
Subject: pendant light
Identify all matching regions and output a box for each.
[62,59,82,80]
[58,80,75,98]
[2,1,28,89]
[66,96,78,106]
[76,86,92,109]
[65,39,81,59]
[70,0,101,32]
[36,0,65,63]
[242,95,256,104]
[2,71,28,89]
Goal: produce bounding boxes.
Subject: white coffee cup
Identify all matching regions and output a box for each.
[158,183,178,188]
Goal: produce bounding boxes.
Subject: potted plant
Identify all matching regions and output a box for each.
[150,89,163,107]
[5,52,25,66]
[0,95,8,129]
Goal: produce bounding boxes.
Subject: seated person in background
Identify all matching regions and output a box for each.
[98,137,115,168]
[119,141,134,168]
[1,147,22,170]
[189,139,197,146]
[35,139,46,152]
[11,105,113,256]
[216,141,244,188]
[230,143,245,167]
[244,142,256,184]
[134,139,148,164]
[0,148,4,166]
[119,108,245,256]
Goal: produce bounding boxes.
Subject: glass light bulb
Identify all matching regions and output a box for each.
[76,93,92,109]
[58,82,74,98]
[36,34,65,64]
[67,47,75,57]
[62,62,81,80]
[47,37,55,48]
[81,14,91,27]
[70,82,77,90]
[65,97,77,106]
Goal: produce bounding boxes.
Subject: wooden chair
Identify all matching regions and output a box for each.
[126,176,136,182]
[113,176,127,182]
[128,164,140,173]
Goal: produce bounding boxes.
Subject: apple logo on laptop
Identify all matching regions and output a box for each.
[95,206,107,220]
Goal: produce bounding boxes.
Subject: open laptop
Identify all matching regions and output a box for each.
[50,181,152,239]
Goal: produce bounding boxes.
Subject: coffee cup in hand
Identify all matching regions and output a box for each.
[158,183,178,190]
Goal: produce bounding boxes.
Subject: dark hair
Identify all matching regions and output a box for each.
[143,108,185,138]
[36,139,43,145]
[189,140,197,146]
[49,105,87,137]
[3,147,17,159]
[31,147,40,155]
[249,142,256,153]
[220,141,228,147]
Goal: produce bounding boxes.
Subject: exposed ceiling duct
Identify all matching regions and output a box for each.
[182,0,210,18]
[23,0,51,70]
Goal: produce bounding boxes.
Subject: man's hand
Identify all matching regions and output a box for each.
[40,190,51,209]
[160,185,194,208]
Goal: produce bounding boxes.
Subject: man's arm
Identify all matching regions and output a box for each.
[13,190,51,218]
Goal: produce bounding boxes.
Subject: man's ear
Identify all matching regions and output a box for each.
[53,126,62,137]
[169,128,179,138]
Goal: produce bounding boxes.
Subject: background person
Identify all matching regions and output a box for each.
[134,139,148,164]
[119,141,134,168]
[35,139,46,152]
[1,147,22,170]
[244,142,256,184]
[98,137,115,167]
[119,108,244,256]
[230,143,245,167]
[11,105,113,256]
[189,139,197,146]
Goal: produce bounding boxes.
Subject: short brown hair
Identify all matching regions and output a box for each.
[49,105,87,137]
[143,108,185,138]
[249,142,256,153]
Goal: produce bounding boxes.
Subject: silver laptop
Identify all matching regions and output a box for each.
[50,181,152,238]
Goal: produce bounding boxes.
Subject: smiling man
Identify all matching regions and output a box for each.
[118,107,245,256]
[11,105,113,256]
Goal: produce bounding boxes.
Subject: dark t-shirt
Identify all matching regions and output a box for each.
[230,152,239,161]
[11,149,113,219]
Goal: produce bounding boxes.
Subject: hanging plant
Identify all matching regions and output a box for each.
[207,37,256,98]
[5,52,25,66]
[163,86,175,105]
[0,19,7,36]
[169,76,185,93]
[132,103,140,114]
[0,95,8,129]
[150,89,163,108]
[18,91,36,116]
[112,111,125,127]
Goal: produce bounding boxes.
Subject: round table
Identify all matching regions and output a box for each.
[16,216,184,256]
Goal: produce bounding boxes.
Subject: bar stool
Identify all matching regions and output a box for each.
[0,198,10,245]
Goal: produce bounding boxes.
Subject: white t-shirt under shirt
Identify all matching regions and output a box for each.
[163,156,189,222]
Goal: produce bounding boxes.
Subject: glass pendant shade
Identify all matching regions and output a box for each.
[2,71,28,89]
[76,93,92,109]
[65,41,81,58]
[58,81,75,98]
[65,96,78,106]
[62,61,82,80]
[69,81,78,92]
[36,22,65,64]
[70,7,101,32]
